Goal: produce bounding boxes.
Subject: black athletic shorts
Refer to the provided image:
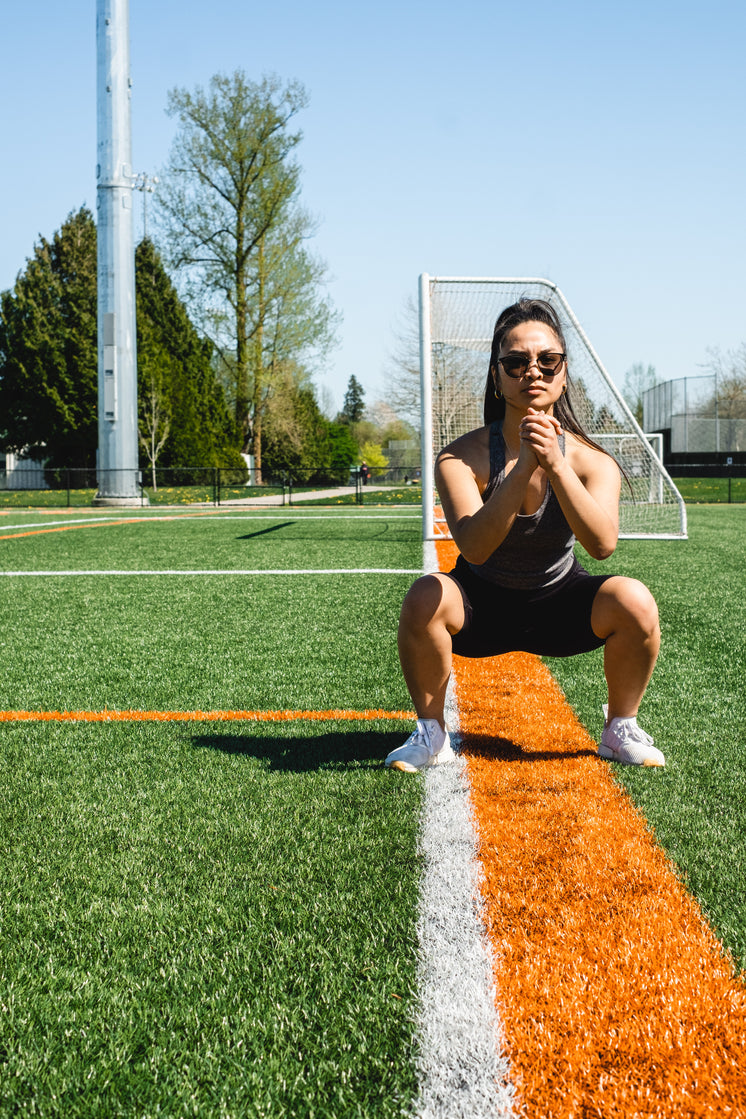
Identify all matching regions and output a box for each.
[446,554,613,659]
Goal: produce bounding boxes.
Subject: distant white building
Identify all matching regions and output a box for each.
[0,452,49,490]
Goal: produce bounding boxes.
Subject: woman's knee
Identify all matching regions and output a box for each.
[399,574,463,633]
[594,576,659,638]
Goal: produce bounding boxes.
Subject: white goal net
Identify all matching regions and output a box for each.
[419,275,687,540]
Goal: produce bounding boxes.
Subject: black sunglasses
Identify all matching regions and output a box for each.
[497,352,566,378]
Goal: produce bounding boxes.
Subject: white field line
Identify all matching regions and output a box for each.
[1,517,125,530]
[0,568,423,577]
[413,541,517,1119]
[198,513,422,520]
[0,513,421,531]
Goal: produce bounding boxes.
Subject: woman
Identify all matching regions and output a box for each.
[385,298,664,772]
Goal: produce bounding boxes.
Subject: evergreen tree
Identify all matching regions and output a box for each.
[0,211,243,476]
[135,239,243,481]
[340,375,366,424]
[0,207,98,467]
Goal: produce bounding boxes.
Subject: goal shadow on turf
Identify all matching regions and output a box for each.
[191,729,404,771]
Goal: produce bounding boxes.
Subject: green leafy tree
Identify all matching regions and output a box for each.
[358,441,387,477]
[245,212,337,476]
[262,372,356,482]
[157,70,337,474]
[0,207,98,467]
[324,421,359,480]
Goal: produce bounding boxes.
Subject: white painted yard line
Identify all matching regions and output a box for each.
[0,568,423,577]
[0,517,125,530]
[413,541,517,1119]
[201,513,422,520]
[0,513,420,530]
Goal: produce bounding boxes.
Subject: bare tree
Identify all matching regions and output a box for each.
[138,375,171,491]
[384,296,485,449]
[383,296,420,428]
[622,362,658,425]
[702,345,746,450]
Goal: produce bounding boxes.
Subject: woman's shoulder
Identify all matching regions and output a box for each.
[565,431,620,480]
[435,424,493,497]
[436,423,492,467]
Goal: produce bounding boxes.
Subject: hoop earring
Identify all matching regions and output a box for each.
[561,383,567,395]
[494,382,502,400]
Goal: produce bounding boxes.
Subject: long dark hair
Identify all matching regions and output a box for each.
[483,298,616,463]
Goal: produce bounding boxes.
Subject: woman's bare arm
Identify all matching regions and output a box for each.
[435,429,538,564]
[520,410,620,558]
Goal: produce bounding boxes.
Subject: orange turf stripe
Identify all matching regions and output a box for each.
[0,708,415,723]
[435,537,746,1115]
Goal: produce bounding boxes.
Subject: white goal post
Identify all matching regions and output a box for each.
[419,275,687,541]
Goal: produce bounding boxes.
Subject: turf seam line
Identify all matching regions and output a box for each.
[0,568,424,577]
[0,513,421,533]
[412,539,518,1119]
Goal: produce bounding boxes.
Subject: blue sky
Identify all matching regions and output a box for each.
[2,0,744,414]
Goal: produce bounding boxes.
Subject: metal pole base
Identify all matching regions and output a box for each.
[92,493,149,507]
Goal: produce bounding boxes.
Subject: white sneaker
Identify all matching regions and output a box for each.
[598,705,665,767]
[385,719,455,772]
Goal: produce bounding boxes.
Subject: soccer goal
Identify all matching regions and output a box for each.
[419,275,687,540]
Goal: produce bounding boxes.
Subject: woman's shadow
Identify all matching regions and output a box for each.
[192,728,405,772]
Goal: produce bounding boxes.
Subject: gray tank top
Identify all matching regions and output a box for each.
[467,420,576,590]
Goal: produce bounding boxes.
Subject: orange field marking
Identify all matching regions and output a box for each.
[0,708,415,723]
[0,511,218,541]
[435,537,746,1116]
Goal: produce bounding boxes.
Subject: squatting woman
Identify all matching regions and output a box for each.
[385,298,664,771]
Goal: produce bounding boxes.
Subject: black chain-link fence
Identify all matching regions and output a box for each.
[668,462,746,503]
[0,465,423,508]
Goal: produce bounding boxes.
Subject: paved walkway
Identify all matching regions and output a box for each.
[221,484,394,506]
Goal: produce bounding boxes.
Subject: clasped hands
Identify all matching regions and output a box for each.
[518,408,563,472]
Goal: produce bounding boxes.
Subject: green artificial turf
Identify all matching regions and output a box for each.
[2,504,745,1117]
[0,512,424,1116]
[0,512,421,574]
[548,505,746,973]
[0,515,419,713]
[0,720,422,1118]
[0,574,415,712]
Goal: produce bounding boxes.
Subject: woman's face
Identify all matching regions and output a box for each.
[495,321,567,413]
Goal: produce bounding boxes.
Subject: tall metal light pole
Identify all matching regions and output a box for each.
[133,171,159,241]
[95,0,141,505]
